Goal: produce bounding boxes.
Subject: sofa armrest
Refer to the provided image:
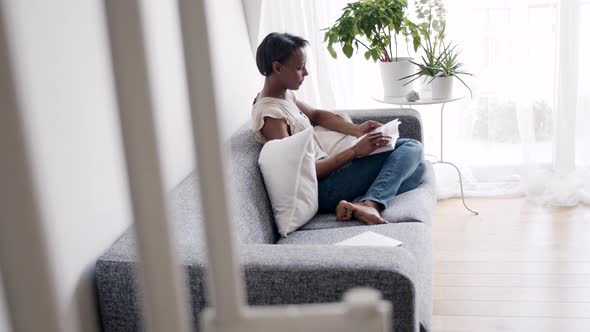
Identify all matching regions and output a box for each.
[240,244,420,332]
[96,242,421,332]
[343,108,423,143]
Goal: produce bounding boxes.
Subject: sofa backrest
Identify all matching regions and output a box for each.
[226,124,279,243]
[170,122,278,245]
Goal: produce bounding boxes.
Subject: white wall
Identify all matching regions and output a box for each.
[2,0,131,330]
[206,0,262,139]
[137,0,261,185]
[1,0,258,330]
[141,0,196,189]
[241,0,263,55]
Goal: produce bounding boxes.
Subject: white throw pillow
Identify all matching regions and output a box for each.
[258,127,318,237]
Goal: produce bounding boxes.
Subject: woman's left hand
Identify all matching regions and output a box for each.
[357,120,383,137]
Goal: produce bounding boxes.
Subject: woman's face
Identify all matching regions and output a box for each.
[276,47,308,90]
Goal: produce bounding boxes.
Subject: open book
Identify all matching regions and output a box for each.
[314,117,401,157]
[334,231,402,247]
[353,119,401,156]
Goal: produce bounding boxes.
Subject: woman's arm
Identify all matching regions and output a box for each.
[260,116,390,180]
[295,99,381,137]
[316,132,391,179]
[260,117,290,140]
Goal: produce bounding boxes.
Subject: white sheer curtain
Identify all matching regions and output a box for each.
[256,0,590,206]
[440,0,590,205]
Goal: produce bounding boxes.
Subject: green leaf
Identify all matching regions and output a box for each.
[327,45,337,59]
[454,75,473,98]
[343,43,354,58]
[329,33,338,44]
[371,49,382,61]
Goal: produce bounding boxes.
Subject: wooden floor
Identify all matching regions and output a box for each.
[432,198,590,332]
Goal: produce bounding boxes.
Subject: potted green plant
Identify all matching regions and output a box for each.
[323,0,422,97]
[402,32,473,99]
[430,41,473,99]
[413,0,446,92]
[401,0,473,99]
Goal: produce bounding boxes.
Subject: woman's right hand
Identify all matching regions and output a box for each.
[352,132,392,157]
[316,132,391,179]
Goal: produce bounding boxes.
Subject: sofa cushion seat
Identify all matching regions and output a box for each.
[278,222,428,253]
[300,161,436,231]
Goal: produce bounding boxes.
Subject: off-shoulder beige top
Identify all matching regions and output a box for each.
[251,92,327,161]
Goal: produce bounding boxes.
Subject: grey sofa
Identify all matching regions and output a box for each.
[96,108,436,332]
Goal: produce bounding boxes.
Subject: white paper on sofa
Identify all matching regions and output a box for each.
[334,231,402,247]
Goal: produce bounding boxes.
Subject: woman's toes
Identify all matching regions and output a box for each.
[336,200,354,221]
[351,204,388,225]
[376,217,388,224]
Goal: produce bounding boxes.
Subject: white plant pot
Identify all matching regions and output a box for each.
[379,58,415,97]
[431,76,453,100]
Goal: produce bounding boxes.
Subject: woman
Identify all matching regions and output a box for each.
[252,32,426,225]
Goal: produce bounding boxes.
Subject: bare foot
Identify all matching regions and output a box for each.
[335,200,388,225]
[353,201,388,225]
[336,200,354,221]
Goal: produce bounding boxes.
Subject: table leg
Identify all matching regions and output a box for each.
[440,102,445,161]
[433,161,479,215]
[438,103,479,215]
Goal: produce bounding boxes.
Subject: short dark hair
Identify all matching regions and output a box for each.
[256,32,308,76]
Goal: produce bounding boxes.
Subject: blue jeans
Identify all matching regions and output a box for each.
[318,138,426,213]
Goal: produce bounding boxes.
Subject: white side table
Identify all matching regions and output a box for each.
[373,94,479,215]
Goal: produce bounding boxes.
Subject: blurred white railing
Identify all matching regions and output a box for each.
[0,9,65,331]
[104,1,193,331]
